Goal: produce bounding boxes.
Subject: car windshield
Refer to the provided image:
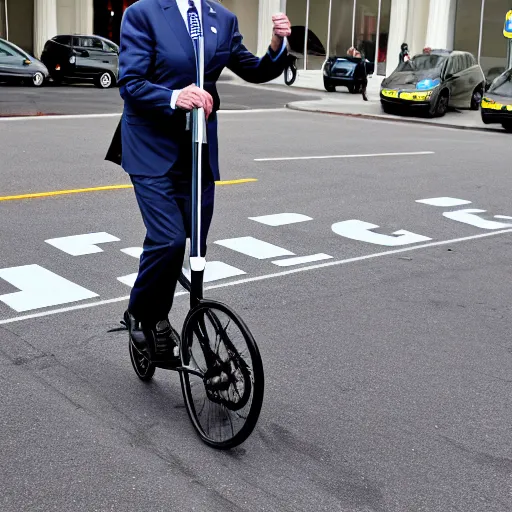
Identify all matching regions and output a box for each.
[489,69,512,96]
[396,54,447,74]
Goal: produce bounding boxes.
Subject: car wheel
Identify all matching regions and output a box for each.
[95,72,114,89]
[32,72,45,87]
[324,80,336,93]
[428,92,449,118]
[470,86,483,110]
[502,122,512,132]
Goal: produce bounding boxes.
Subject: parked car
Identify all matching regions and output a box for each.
[380,50,485,117]
[481,68,512,132]
[0,38,49,87]
[41,35,119,88]
[323,55,375,93]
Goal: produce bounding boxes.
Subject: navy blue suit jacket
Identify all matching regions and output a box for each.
[116,0,287,180]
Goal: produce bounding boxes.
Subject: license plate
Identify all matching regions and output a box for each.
[381,89,399,98]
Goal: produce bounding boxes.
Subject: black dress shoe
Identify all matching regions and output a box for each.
[124,311,180,363]
[124,310,150,352]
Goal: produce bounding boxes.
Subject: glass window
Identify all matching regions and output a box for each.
[453,0,480,58]
[54,35,71,46]
[286,0,308,69]
[489,69,512,95]
[329,0,355,60]
[480,0,509,77]
[0,40,20,57]
[398,54,447,73]
[80,37,103,49]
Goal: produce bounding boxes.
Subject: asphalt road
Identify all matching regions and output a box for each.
[0,105,512,512]
[0,80,319,116]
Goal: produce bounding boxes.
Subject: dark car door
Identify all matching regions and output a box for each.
[73,36,108,78]
[0,40,29,79]
[445,54,468,108]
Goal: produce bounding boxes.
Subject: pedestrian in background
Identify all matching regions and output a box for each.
[347,46,368,102]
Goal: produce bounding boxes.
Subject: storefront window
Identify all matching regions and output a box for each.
[454,0,511,81]
[480,0,510,78]
[285,0,308,69]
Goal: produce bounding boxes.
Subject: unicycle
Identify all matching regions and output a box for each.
[127,20,264,450]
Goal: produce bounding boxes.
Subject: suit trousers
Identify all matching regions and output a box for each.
[128,169,215,323]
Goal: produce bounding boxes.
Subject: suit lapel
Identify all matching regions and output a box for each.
[202,0,218,70]
[159,0,196,68]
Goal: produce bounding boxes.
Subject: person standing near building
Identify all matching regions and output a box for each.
[115,0,291,360]
[347,46,368,101]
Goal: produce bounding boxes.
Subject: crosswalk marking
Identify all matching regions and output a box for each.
[0,264,98,312]
[272,254,333,266]
[45,232,120,256]
[215,236,295,259]
[249,213,312,226]
[182,261,246,283]
[416,197,472,207]
[121,247,143,258]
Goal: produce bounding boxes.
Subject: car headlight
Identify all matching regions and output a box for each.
[416,79,440,90]
[69,55,76,64]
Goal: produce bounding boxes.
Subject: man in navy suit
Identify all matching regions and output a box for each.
[119,0,291,361]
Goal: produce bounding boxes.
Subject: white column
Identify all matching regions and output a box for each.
[425,0,456,50]
[257,0,281,56]
[75,0,93,35]
[34,0,57,58]
[405,0,429,56]
[386,0,409,76]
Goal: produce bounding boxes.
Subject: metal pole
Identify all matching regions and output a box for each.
[4,0,8,40]
[303,0,310,71]
[373,0,382,77]
[352,0,357,47]
[326,0,332,59]
[477,0,485,64]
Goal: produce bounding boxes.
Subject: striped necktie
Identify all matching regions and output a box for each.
[187,0,202,40]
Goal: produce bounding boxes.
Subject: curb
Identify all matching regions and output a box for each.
[285,103,508,135]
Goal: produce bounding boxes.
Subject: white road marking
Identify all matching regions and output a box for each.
[495,215,512,220]
[272,254,333,266]
[332,220,432,247]
[118,262,246,288]
[0,264,98,312]
[215,236,295,259]
[2,229,511,325]
[443,209,512,230]
[0,109,287,122]
[416,197,472,207]
[182,261,246,282]
[117,274,137,288]
[121,247,143,258]
[254,151,434,162]
[45,232,120,256]
[249,213,312,226]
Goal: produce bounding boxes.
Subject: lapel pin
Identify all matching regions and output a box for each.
[211,26,217,34]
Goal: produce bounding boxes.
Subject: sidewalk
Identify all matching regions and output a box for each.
[261,70,506,133]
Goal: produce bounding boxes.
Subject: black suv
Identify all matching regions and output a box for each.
[41,35,119,88]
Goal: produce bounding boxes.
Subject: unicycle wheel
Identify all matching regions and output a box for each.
[129,339,156,381]
[179,300,264,449]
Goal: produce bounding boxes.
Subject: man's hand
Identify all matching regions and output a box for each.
[270,13,291,53]
[175,84,213,119]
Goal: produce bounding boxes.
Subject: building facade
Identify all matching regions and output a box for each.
[0,0,510,78]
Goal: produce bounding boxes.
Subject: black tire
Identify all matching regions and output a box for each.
[324,80,336,93]
[32,72,45,87]
[284,65,297,86]
[502,122,512,133]
[429,92,449,118]
[470,86,483,110]
[95,71,115,89]
[180,299,264,450]
[129,339,156,381]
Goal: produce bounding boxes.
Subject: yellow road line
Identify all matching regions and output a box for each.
[0,179,258,202]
